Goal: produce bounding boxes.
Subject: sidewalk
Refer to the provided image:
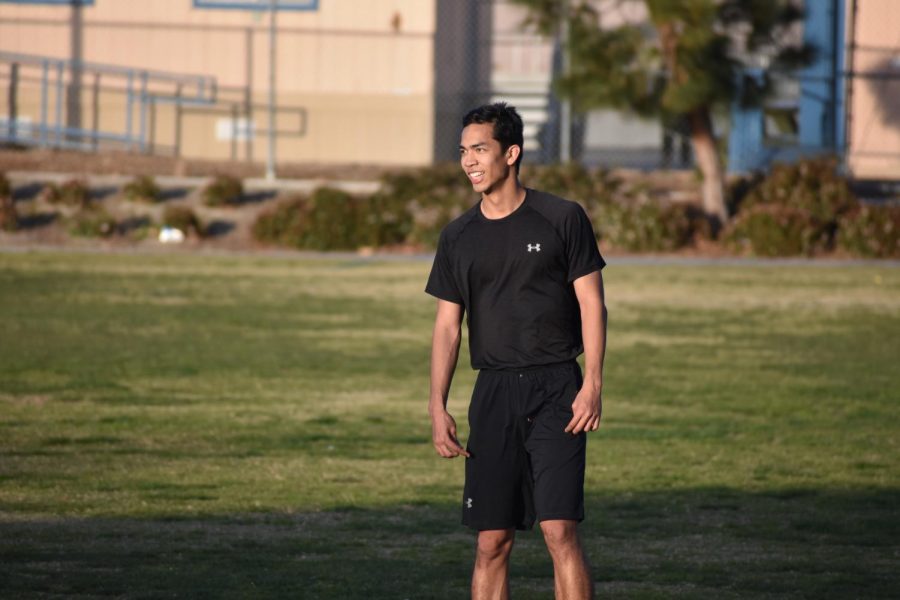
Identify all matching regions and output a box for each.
[5,171,381,195]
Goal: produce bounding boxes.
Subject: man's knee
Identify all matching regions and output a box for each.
[476,529,515,563]
[539,520,581,553]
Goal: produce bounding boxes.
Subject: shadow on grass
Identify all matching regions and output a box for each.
[12,183,43,202]
[15,212,58,229]
[89,186,118,201]
[204,219,235,237]
[240,190,278,205]
[118,215,153,236]
[1,488,896,599]
[159,188,193,202]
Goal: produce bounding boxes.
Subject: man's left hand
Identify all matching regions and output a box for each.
[565,385,602,434]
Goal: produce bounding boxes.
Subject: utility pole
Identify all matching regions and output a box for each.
[559,0,571,163]
[265,0,277,180]
[67,0,84,142]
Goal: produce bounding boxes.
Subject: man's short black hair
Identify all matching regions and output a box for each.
[462,102,524,172]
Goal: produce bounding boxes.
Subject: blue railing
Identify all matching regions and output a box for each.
[0,51,217,153]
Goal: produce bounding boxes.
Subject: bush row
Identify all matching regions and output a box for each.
[724,157,899,257]
[3,161,898,257]
[60,204,203,239]
[62,204,205,239]
[0,173,223,238]
[253,158,898,258]
[525,164,706,252]
[253,165,474,250]
[33,174,244,207]
[253,164,708,253]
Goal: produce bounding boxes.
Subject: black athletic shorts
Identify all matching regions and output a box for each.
[462,360,586,531]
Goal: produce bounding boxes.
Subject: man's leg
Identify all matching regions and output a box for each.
[472,528,515,600]
[539,519,592,599]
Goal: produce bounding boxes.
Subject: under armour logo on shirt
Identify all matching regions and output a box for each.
[466,498,473,508]
[527,243,541,253]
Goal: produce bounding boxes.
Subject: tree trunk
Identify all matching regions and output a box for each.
[687,108,728,229]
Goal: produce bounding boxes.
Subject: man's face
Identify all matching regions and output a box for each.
[459,122,515,194]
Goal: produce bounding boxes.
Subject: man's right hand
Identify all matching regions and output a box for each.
[430,408,470,459]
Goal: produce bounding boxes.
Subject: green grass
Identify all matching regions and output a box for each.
[0,251,898,598]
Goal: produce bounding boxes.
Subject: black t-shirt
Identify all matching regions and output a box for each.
[425,188,605,370]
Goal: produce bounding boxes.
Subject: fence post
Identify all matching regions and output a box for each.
[92,72,100,151]
[7,63,18,140]
[139,70,148,153]
[149,96,156,154]
[55,60,64,146]
[231,103,238,161]
[174,83,183,158]
[126,70,134,151]
[244,26,254,162]
[40,60,49,145]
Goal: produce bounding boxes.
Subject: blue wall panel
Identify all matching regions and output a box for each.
[728,0,847,173]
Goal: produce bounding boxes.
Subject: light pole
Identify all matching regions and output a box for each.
[265,0,277,180]
[559,0,571,163]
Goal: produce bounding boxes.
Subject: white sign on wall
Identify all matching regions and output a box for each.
[215,118,255,141]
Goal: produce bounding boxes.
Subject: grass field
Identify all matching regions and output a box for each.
[0,251,898,598]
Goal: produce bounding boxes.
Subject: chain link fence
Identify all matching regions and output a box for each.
[434,0,690,169]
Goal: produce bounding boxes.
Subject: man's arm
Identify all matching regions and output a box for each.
[428,299,470,458]
[566,270,608,434]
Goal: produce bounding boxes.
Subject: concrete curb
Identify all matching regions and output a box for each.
[1,243,898,267]
[5,171,382,195]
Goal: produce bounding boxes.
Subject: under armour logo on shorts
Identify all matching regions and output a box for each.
[527,243,541,253]
[466,497,473,508]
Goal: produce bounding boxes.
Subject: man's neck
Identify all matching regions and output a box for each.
[480,177,525,220]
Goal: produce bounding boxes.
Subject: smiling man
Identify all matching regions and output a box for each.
[426,102,608,599]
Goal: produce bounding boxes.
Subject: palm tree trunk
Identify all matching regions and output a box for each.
[688,108,728,228]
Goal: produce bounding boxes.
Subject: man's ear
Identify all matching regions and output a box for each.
[506,144,521,167]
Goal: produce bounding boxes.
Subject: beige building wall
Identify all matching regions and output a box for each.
[846,0,900,179]
[0,0,437,165]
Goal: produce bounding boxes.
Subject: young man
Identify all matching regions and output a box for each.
[426,102,608,599]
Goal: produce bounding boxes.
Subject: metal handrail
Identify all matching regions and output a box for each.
[1,54,309,160]
[0,51,217,103]
[1,51,219,153]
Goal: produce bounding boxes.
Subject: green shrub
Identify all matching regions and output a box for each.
[297,188,363,250]
[253,188,364,250]
[523,163,598,206]
[363,191,414,247]
[123,175,162,203]
[162,205,203,237]
[42,179,91,208]
[68,207,116,238]
[522,163,626,214]
[202,174,243,207]
[837,204,900,258]
[724,204,823,256]
[594,198,696,252]
[732,157,856,254]
[378,164,474,248]
[253,195,307,246]
[740,157,855,219]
